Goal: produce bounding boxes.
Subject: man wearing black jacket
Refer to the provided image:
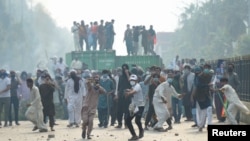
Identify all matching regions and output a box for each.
[115,64,131,129]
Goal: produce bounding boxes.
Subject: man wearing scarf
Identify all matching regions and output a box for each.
[64,70,86,128]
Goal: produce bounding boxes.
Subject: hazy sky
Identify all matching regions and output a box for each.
[32,0,196,55]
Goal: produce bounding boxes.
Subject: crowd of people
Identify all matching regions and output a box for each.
[0,55,250,141]
[71,19,115,52]
[123,24,157,56]
[71,19,157,56]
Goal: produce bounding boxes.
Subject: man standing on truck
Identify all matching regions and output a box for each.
[71,21,80,52]
[147,25,157,55]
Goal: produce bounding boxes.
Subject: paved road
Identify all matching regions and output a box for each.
[0,116,215,141]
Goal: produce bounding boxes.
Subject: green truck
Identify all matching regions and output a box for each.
[66,51,164,71]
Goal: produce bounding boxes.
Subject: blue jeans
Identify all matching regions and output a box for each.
[171,97,182,123]
[192,108,197,125]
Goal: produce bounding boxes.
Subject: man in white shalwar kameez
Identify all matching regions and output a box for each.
[153,81,181,131]
[25,78,48,132]
[219,78,250,125]
[65,70,86,127]
[71,21,80,51]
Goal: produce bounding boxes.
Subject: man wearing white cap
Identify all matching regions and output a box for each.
[125,74,145,141]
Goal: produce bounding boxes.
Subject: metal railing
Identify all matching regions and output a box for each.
[206,55,250,102]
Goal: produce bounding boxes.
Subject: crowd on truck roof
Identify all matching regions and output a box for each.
[71,19,158,56]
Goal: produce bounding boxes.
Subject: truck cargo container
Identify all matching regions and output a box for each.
[66,51,164,71]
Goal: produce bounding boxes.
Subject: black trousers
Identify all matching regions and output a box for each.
[110,99,117,125]
[116,95,130,126]
[126,106,144,136]
[145,101,155,126]
[9,96,19,124]
[44,115,55,128]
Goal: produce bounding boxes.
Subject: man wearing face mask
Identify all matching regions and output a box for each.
[191,65,213,132]
[65,70,86,128]
[225,63,241,123]
[144,66,166,85]
[0,69,11,127]
[152,73,182,132]
[171,70,182,124]
[115,64,131,129]
[97,70,115,128]
[181,65,195,122]
[125,74,145,140]
[8,71,21,126]
[164,70,176,130]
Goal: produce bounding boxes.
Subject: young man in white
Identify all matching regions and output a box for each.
[25,78,48,132]
[153,80,181,131]
[125,74,145,141]
[219,77,250,125]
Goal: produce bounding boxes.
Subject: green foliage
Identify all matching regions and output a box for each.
[172,0,249,61]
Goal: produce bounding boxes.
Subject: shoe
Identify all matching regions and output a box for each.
[174,121,181,124]
[167,126,173,130]
[82,130,86,139]
[198,127,203,132]
[124,125,128,129]
[98,123,103,128]
[104,125,108,128]
[128,135,139,141]
[67,123,73,128]
[16,122,20,126]
[154,127,167,132]
[4,123,8,127]
[115,125,122,128]
[110,123,114,126]
[54,123,59,126]
[87,135,92,139]
[139,130,144,138]
[51,127,55,131]
[191,124,197,127]
[32,126,38,131]
[9,123,12,126]
[144,126,149,130]
[39,129,48,132]
[75,124,79,128]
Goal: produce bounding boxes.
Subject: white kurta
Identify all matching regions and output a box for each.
[65,78,86,125]
[153,81,180,129]
[71,25,80,51]
[220,84,250,124]
[25,86,47,130]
